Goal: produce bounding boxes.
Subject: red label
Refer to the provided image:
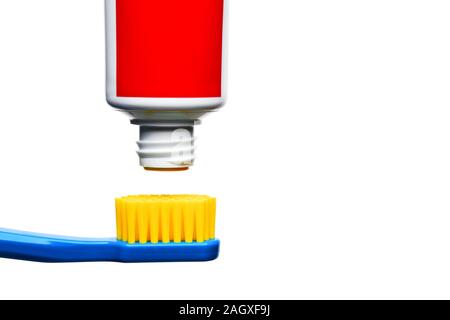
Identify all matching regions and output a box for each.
[116,0,224,98]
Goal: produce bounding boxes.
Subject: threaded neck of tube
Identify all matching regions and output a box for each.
[136,122,196,170]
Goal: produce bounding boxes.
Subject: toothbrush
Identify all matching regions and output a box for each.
[0,195,219,263]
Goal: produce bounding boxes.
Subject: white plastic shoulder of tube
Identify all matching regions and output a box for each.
[106,96,226,111]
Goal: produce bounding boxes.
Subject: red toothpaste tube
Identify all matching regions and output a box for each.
[105,0,228,170]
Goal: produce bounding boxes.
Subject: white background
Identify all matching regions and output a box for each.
[0,0,449,299]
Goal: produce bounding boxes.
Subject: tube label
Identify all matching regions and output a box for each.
[116,0,224,98]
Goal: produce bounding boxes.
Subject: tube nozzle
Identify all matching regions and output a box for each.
[134,121,196,170]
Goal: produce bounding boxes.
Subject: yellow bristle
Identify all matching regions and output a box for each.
[172,202,182,243]
[121,200,128,241]
[195,201,205,243]
[149,202,160,244]
[115,195,217,245]
[115,198,122,240]
[203,201,210,241]
[161,203,170,243]
[137,203,148,244]
[184,202,195,243]
[209,198,216,239]
[126,201,137,245]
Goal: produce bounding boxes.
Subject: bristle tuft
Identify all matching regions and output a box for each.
[115,195,216,244]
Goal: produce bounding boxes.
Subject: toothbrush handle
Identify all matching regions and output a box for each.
[0,229,220,263]
[0,229,117,263]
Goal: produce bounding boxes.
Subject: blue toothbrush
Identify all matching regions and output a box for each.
[0,195,220,263]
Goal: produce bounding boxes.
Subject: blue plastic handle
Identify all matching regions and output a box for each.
[0,229,219,263]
